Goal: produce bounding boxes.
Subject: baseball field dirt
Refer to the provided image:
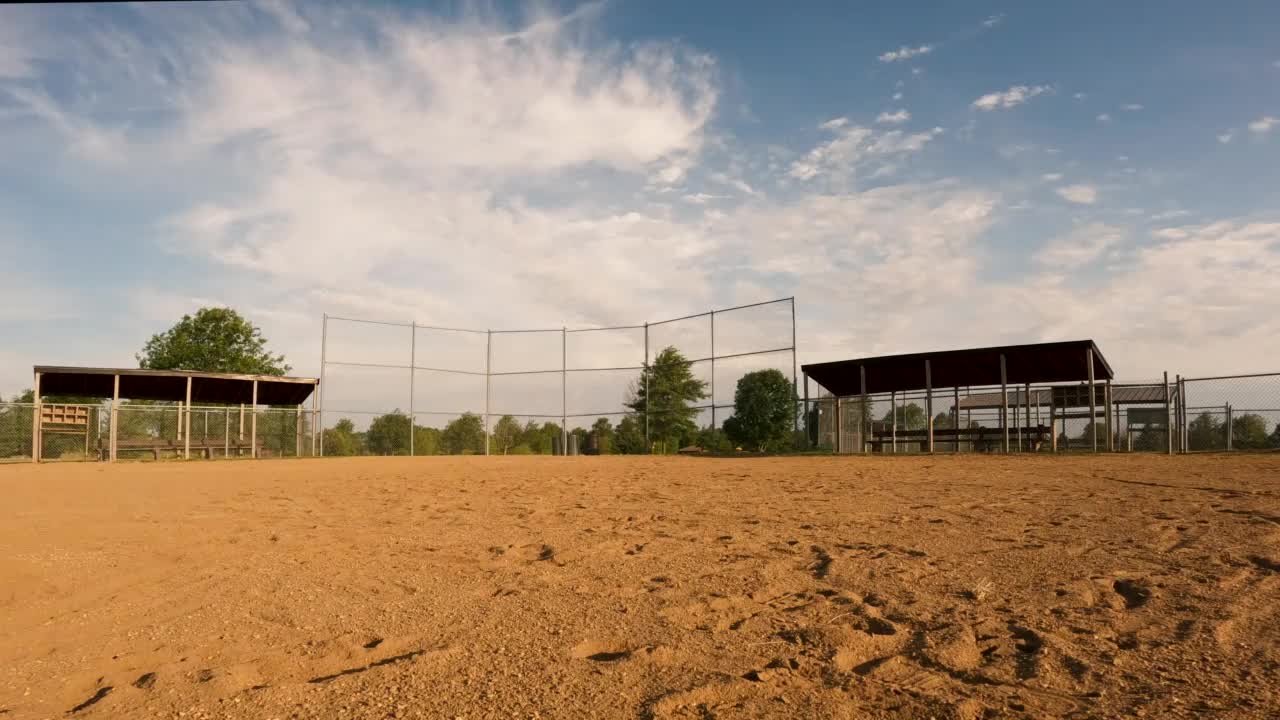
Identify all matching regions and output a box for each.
[1,454,1278,719]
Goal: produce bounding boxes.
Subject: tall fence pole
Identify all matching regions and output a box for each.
[318,313,327,458]
[1000,354,1009,454]
[485,330,492,456]
[1163,371,1172,455]
[791,297,798,448]
[409,322,416,457]
[1086,348,1097,453]
[110,374,119,462]
[710,310,716,430]
[643,322,650,450]
[925,360,934,454]
[561,327,567,456]
[251,380,258,459]
[859,364,867,454]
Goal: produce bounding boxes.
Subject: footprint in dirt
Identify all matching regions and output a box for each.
[1113,579,1152,609]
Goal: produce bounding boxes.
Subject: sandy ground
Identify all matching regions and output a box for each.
[1,455,1278,720]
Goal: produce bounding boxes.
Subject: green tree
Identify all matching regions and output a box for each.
[722,369,795,452]
[414,425,442,455]
[442,413,486,454]
[138,307,290,375]
[696,426,733,452]
[626,346,708,454]
[1187,412,1225,451]
[881,402,926,431]
[367,412,411,455]
[590,417,614,454]
[324,418,360,456]
[1270,422,1280,449]
[492,415,522,455]
[1231,413,1270,449]
[614,415,646,454]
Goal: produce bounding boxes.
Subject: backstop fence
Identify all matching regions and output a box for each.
[315,297,798,456]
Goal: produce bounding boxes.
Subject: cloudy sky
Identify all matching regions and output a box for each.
[1,0,1278,417]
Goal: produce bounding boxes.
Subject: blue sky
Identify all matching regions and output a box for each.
[1,0,1278,406]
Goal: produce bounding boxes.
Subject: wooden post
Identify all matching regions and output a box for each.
[110,374,119,462]
[925,360,934,454]
[999,354,1009,453]
[184,376,192,460]
[251,381,258,459]
[1087,348,1097,453]
[31,371,41,463]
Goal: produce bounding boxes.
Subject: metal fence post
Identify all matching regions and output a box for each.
[184,376,192,460]
[791,297,798,447]
[926,360,934,453]
[251,380,258,459]
[225,407,230,458]
[485,329,492,456]
[890,390,897,453]
[643,322,650,450]
[110,374,119,462]
[710,310,715,430]
[318,313,327,457]
[31,371,41,463]
[1000,354,1009,453]
[1226,403,1233,452]
[1163,371,1172,455]
[1086,348,1097,453]
[859,364,867,454]
[561,327,567,455]
[409,322,416,457]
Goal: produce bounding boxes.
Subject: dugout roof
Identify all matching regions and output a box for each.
[954,384,1168,411]
[33,366,318,406]
[801,340,1114,397]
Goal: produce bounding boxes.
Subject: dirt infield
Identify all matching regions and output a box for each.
[1,455,1278,719]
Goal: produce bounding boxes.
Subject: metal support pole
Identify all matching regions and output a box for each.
[251,380,258,459]
[890,391,897,453]
[1000,354,1009,453]
[1226,403,1233,452]
[1106,380,1115,452]
[110,374,119,462]
[952,385,960,452]
[1050,391,1057,453]
[643,322,650,450]
[310,387,318,456]
[1022,382,1030,452]
[409,322,416,457]
[1179,376,1188,453]
[926,360,934,454]
[790,297,798,446]
[296,405,302,458]
[184,376,192,460]
[318,313,327,457]
[803,373,811,449]
[834,396,842,454]
[225,407,230,458]
[1163,371,1172,455]
[859,364,867,454]
[485,330,492,456]
[710,310,715,430]
[561,327,567,456]
[31,371,41,463]
[1087,348,1097,453]
[239,403,244,443]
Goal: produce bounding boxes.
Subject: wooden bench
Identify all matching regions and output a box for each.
[869,425,1050,453]
[102,439,253,461]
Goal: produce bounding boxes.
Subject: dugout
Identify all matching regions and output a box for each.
[800,340,1122,453]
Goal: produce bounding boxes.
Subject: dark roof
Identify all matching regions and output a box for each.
[956,384,1169,410]
[801,340,1114,397]
[34,366,318,406]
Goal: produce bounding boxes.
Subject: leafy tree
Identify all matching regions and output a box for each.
[626,346,708,454]
[1270,422,1280,449]
[696,426,733,452]
[881,402,926,431]
[1231,413,1270,449]
[324,418,361,456]
[414,425,442,455]
[367,412,411,455]
[442,413,486,454]
[722,369,795,452]
[138,307,290,375]
[590,417,614,454]
[614,415,646,454]
[492,415,522,455]
[933,411,954,430]
[1187,412,1226,451]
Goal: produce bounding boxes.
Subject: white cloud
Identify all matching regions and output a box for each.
[1055,184,1097,204]
[819,117,849,130]
[789,123,942,181]
[876,109,911,125]
[1249,116,1277,134]
[971,85,1051,111]
[1150,209,1191,221]
[1073,92,1086,100]
[682,193,723,205]
[983,14,1005,28]
[1152,227,1188,240]
[1096,113,1112,123]
[1036,223,1122,268]
[1217,131,1234,144]
[1121,103,1144,111]
[1041,173,1063,182]
[891,92,903,101]
[878,45,933,63]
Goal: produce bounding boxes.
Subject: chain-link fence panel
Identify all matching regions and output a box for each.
[1180,373,1280,452]
[0,403,35,462]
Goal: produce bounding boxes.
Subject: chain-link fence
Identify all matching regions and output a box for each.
[317,298,798,456]
[1178,373,1280,452]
